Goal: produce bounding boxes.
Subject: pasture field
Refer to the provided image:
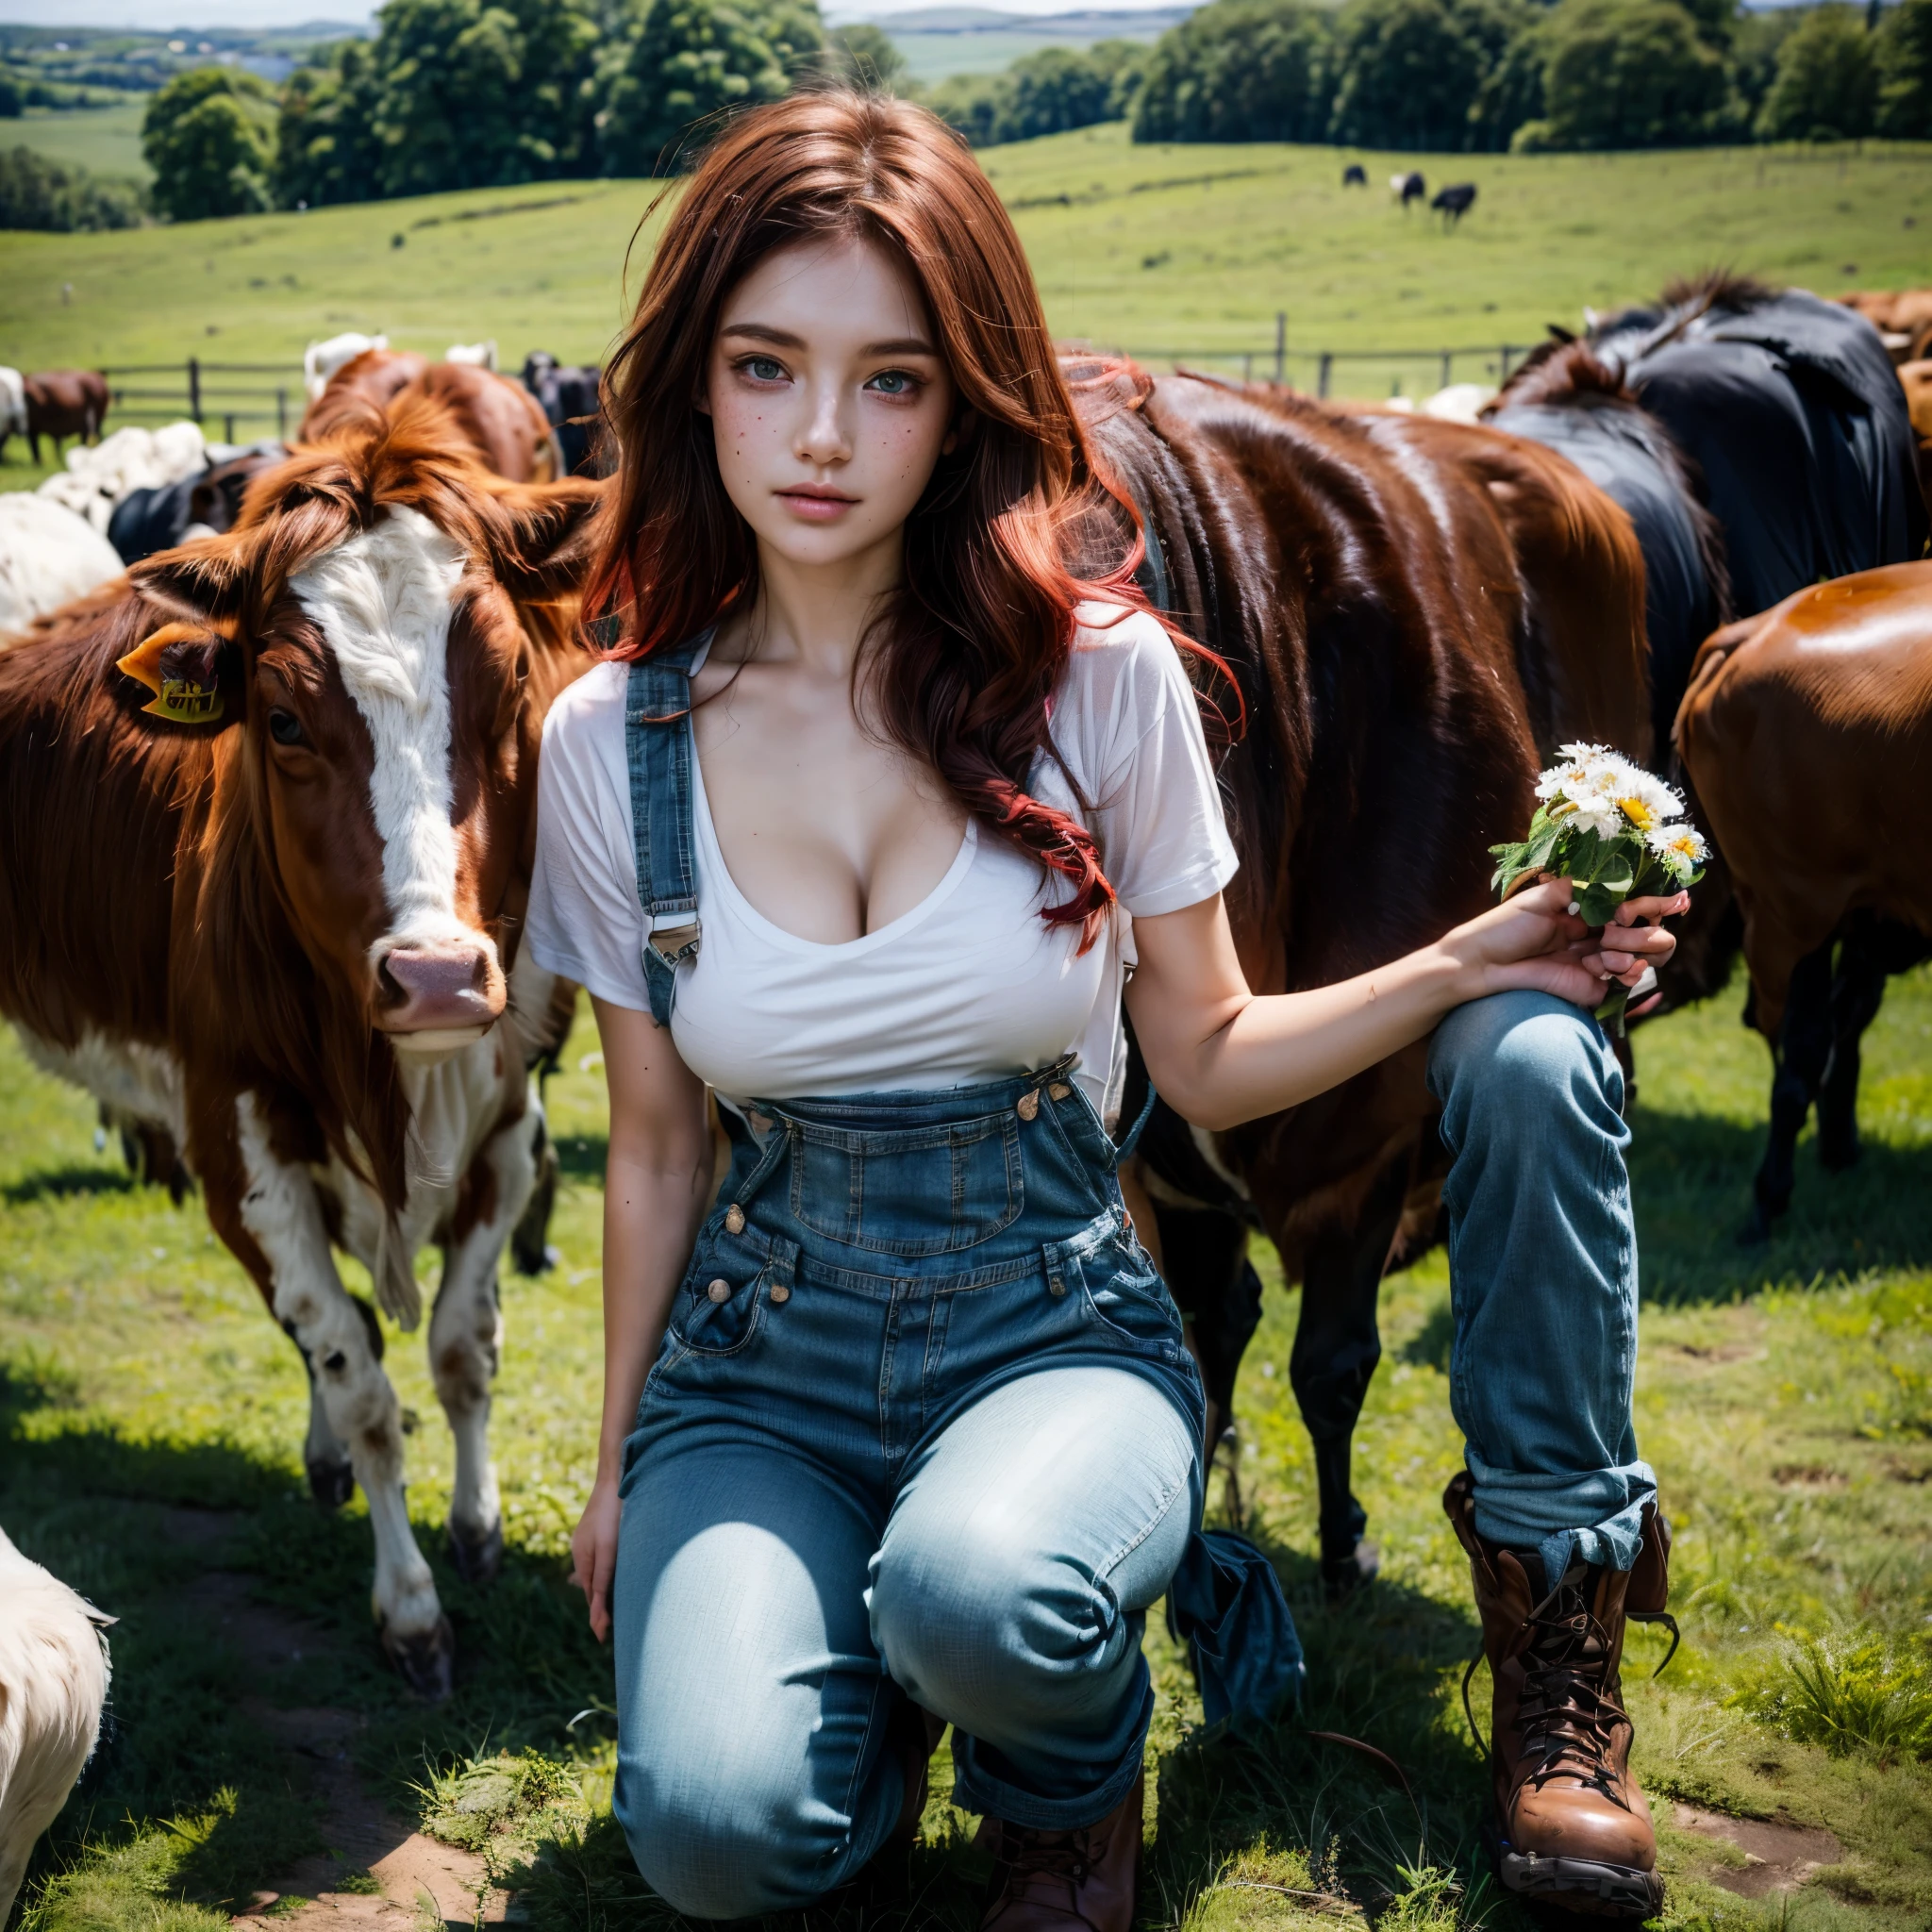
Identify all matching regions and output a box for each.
[1,125,1929,465]
[3,963,1929,1932]
[3,101,153,183]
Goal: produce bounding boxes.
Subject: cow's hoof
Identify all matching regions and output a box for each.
[447,1517,504,1588]
[381,1614,456,1702]
[307,1456,356,1510]
[1322,1540,1379,1603]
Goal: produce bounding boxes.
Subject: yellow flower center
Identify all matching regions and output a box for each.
[1617,795,1657,831]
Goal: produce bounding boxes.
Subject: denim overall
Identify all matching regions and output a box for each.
[607,638,1298,1917]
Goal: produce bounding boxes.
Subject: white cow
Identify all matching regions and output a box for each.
[36,422,208,536]
[0,1528,111,1926]
[445,341,498,371]
[0,494,125,636]
[0,369,27,458]
[304,332,389,401]
[1419,382,1498,423]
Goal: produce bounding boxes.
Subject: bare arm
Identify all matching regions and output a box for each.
[568,995,713,1640]
[1126,878,1688,1132]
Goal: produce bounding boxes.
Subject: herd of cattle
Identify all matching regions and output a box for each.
[0,275,1925,1797]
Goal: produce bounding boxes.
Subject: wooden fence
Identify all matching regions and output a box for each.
[99,359,298,443]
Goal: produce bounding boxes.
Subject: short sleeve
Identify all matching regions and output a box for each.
[1055,606,1240,918]
[525,662,655,1013]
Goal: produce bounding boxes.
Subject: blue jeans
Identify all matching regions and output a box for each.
[610,1063,1205,1918]
[1429,991,1656,1589]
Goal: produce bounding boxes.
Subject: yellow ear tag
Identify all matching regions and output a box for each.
[117,622,227,725]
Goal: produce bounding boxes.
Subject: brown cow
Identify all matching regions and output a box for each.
[303,350,559,481]
[1068,363,1650,1588]
[0,395,601,1696]
[25,370,108,465]
[1837,288,1932,364]
[1675,561,1932,1241]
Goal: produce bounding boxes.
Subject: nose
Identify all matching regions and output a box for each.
[375,941,504,1033]
[798,378,851,468]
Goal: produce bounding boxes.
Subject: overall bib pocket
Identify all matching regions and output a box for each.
[788,1109,1024,1257]
[670,1235,774,1357]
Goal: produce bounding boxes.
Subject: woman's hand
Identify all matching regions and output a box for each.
[1445,877,1690,1008]
[571,1474,623,1641]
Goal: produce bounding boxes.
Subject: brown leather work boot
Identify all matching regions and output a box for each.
[978,1771,1142,1931]
[1444,1473,1673,1919]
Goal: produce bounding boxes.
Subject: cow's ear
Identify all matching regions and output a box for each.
[116,618,238,727]
[483,476,607,604]
[127,527,255,625]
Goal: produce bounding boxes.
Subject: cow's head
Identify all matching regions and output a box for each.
[125,401,601,1054]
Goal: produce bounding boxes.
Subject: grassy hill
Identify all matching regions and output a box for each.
[3,99,153,181]
[0,125,1927,472]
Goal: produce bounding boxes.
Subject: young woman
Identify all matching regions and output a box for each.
[527,92,1685,1928]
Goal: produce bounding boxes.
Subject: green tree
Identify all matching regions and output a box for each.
[824,22,907,91]
[1513,0,1727,148]
[1326,0,1502,150]
[1727,7,1800,125]
[369,0,529,196]
[597,0,823,175]
[142,65,276,221]
[1131,0,1332,142]
[275,37,383,207]
[1757,4,1876,138]
[1877,0,1932,135]
[924,69,1012,144]
[1003,46,1116,138]
[0,70,23,118]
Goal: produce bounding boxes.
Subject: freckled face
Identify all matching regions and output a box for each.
[701,234,958,570]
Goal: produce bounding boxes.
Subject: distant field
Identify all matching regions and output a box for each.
[0,126,1927,454]
[3,99,152,182]
[887,20,1167,79]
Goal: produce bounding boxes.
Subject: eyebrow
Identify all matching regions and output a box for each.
[720,323,940,358]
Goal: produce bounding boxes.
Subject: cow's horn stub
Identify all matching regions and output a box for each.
[117,621,227,725]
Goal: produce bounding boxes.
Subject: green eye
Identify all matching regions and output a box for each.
[869,370,915,395]
[744,357,785,382]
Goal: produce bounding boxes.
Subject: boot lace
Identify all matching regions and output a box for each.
[984,1820,1108,1924]
[1514,1581,1628,1803]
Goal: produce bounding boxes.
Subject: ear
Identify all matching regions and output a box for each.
[117,618,239,727]
[127,527,255,625]
[482,475,608,604]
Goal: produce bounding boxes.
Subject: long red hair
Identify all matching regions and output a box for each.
[588,90,1180,944]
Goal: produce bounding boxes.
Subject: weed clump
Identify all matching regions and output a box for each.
[1741,1639,1932,1761]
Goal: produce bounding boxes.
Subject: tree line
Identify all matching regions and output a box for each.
[70,0,1932,224]
[936,0,1932,152]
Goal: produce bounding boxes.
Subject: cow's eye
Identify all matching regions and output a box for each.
[267,708,305,746]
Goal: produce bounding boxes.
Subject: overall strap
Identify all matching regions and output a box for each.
[625,630,712,1027]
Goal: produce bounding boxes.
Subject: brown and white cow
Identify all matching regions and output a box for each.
[0,396,600,1696]
[303,350,560,483]
[24,370,108,465]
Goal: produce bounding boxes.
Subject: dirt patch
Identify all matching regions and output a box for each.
[163,1534,503,1932]
[1771,1464,1848,1489]
[1673,1803,1844,1898]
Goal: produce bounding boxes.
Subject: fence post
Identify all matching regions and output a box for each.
[187,357,201,424]
[1499,343,1515,381]
[1317,352,1332,400]
[225,411,237,444]
[276,388,288,439]
[1242,353,1253,382]
[1274,310,1286,384]
[1441,351,1452,390]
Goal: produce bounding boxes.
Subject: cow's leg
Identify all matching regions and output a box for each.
[1288,1153,1409,1600]
[1747,941,1836,1242]
[285,1292,382,1509]
[216,1095,453,1698]
[1817,930,1887,1173]
[1149,1197,1262,1481]
[429,1109,539,1586]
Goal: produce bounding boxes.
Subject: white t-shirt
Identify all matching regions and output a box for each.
[525,604,1239,1125]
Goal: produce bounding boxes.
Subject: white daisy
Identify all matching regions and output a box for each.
[1646,823,1708,880]
[1607,765,1684,836]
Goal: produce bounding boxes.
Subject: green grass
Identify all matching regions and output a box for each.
[3,100,153,183]
[1,127,1927,429]
[4,962,1930,1931]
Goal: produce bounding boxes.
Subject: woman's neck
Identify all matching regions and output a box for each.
[725,527,906,681]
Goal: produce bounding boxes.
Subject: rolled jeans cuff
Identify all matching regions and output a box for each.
[1466,1448,1657,1582]
[949,1678,1153,1830]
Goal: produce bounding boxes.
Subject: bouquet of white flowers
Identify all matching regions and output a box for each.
[1490,742,1707,1031]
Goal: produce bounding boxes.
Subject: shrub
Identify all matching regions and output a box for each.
[0,144,146,230]
[823,22,907,92]
[275,38,383,208]
[1328,0,1523,151]
[1757,4,1877,140]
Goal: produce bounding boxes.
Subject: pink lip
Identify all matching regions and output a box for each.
[777,487,858,522]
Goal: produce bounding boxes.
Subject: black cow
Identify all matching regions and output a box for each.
[1342,163,1367,187]
[521,351,608,477]
[107,443,287,567]
[1393,170,1425,208]
[1432,183,1476,225]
